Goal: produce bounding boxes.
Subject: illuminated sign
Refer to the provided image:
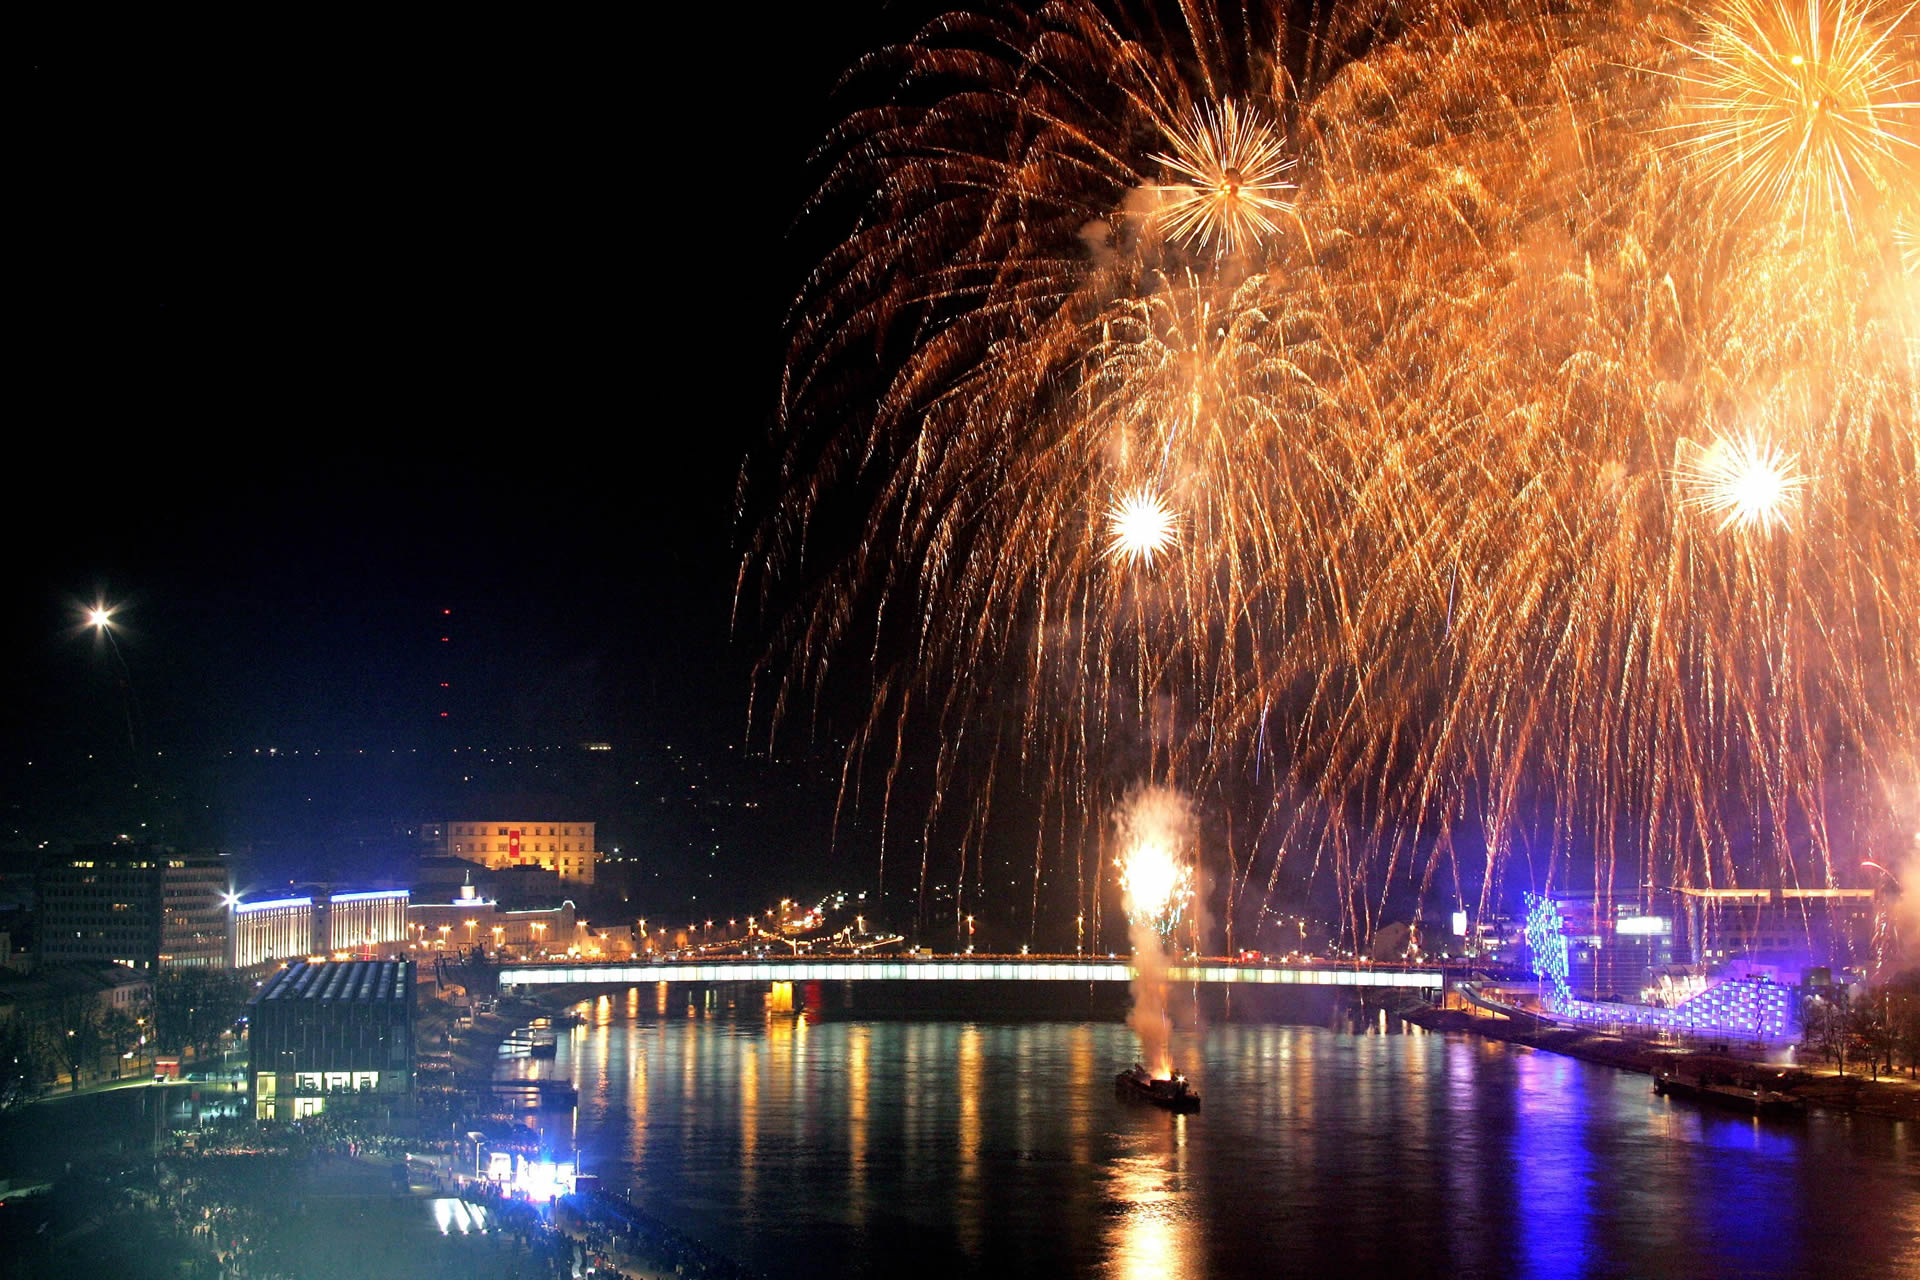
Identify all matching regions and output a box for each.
[1615,916,1671,936]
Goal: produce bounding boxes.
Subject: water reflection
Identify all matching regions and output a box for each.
[847,1022,870,1227]
[542,1002,1917,1280]
[740,1040,759,1201]
[1513,1052,1593,1278]
[1107,1152,1196,1280]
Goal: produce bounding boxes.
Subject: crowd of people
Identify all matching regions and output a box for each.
[566,1189,764,1279]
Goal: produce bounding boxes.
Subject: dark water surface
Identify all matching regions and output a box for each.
[506,994,1918,1279]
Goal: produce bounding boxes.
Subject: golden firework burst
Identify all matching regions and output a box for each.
[1151,101,1296,253]
[1104,487,1181,567]
[1674,0,1920,227]
[762,0,1920,951]
[1678,432,1810,532]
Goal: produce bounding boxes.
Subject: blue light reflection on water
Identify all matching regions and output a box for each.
[502,1008,1919,1279]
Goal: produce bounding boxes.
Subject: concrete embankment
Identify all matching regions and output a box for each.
[1404,1006,1920,1122]
[420,984,603,1085]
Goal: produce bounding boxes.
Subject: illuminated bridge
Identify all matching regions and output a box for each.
[494,956,1448,993]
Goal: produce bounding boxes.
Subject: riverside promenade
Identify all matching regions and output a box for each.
[1405,1006,1920,1122]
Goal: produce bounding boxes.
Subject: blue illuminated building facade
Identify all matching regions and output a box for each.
[231,888,410,969]
[1524,895,1794,1042]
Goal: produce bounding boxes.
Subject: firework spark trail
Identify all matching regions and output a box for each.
[750,0,1920,948]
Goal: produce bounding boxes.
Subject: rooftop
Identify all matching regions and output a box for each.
[253,960,409,1005]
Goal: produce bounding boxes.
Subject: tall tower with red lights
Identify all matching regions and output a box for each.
[435,607,453,730]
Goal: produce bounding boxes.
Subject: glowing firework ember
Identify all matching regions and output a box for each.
[1151,101,1296,253]
[1120,838,1195,936]
[1105,488,1180,568]
[1674,0,1920,226]
[1679,433,1809,532]
[754,0,1920,951]
[1899,210,1920,273]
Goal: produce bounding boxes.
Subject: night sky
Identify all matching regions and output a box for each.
[12,11,937,910]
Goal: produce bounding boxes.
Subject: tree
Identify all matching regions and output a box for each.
[154,971,249,1058]
[50,996,105,1091]
[1881,971,1920,1078]
[1848,998,1891,1080]
[100,1003,147,1079]
[1801,989,1853,1075]
[0,1017,41,1108]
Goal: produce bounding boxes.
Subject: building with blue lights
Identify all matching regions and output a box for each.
[231,888,410,968]
[1552,892,1674,1001]
[1524,895,1796,1043]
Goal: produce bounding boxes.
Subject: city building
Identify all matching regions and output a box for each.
[231,889,411,969]
[320,890,410,953]
[1673,887,1877,973]
[249,959,414,1121]
[35,845,230,973]
[1553,892,1674,1000]
[0,961,151,1023]
[232,897,315,969]
[160,856,230,970]
[406,881,498,952]
[445,821,599,885]
[405,885,592,957]
[497,902,578,953]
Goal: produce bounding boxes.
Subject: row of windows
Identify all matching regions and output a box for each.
[454,841,589,854]
[451,824,590,838]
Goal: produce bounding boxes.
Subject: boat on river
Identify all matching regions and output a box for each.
[1653,1068,1798,1116]
[1116,1063,1201,1113]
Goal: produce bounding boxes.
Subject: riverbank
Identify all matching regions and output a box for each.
[419,984,599,1086]
[1404,1006,1920,1123]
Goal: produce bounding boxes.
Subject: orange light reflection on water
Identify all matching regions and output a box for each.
[847,1023,870,1226]
[1107,1149,1198,1280]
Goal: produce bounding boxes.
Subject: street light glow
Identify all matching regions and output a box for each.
[87,607,114,629]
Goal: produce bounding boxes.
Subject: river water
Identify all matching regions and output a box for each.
[501,990,1918,1278]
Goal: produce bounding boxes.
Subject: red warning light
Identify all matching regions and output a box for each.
[442,609,451,615]
[440,637,450,643]
[440,712,449,718]
[440,682,450,688]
